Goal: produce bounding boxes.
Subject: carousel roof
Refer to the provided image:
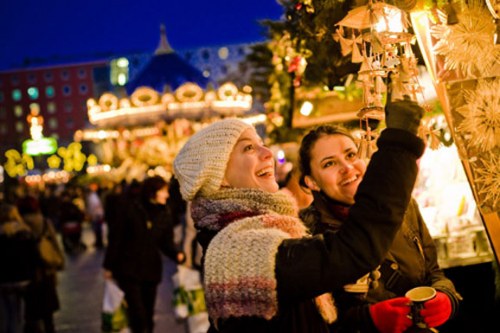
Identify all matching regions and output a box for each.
[126,25,210,94]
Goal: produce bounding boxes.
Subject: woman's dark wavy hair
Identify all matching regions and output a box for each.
[298,125,355,189]
[140,176,169,203]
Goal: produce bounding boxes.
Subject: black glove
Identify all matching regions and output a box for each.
[385,96,424,135]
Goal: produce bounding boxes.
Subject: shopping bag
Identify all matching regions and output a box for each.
[171,265,209,333]
[101,280,129,333]
[38,219,65,270]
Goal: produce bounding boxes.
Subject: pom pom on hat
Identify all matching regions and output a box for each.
[173,118,253,201]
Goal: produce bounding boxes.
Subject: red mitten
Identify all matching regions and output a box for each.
[369,297,412,333]
[420,291,452,328]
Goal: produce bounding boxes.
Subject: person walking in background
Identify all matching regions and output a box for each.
[172,96,425,332]
[103,181,125,244]
[298,111,461,332]
[103,176,185,333]
[39,185,62,232]
[17,194,63,333]
[58,190,86,254]
[0,203,38,333]
[85,183,105,249]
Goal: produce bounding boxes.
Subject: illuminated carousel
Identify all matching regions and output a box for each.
[76,26,263,183]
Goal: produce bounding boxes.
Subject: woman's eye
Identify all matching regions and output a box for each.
[347,151,357,160]
[243,144,254,152]
[323,160,336,168]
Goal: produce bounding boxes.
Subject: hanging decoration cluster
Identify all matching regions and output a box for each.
[333,0,426,161]
[431,0,500,80]
[334,0,423,122]
[429,1,500,212]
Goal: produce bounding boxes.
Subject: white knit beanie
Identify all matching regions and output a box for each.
[173,118,253,201]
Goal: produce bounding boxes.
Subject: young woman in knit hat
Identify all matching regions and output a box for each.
[173,98,425,333]
[298,122,462,333]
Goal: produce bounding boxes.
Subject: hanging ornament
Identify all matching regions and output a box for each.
[473,151,500,211]
[335,0,422,122]
[456,78,500,152]
[431,1,500,78]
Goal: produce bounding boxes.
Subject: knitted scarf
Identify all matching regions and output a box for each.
[191,188,337,323]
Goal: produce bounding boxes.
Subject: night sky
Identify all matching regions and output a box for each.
[0,0,284,70]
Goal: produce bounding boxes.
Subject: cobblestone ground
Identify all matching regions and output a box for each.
[53,223,188,333]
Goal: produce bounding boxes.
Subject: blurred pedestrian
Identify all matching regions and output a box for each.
[58,191,86,254]
[86,183,105,249]
[39,185,61,232]
[103,182,124,244]
[0,203,37,333]
[103,176,185,333]
[172,101,424,332]
[17,195,63,333]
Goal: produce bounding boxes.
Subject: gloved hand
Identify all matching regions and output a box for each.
[369,297,413,333]
[385,96,424,135]
[420,291,452,328]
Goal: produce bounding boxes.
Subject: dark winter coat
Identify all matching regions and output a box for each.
[300,180,462,332]
[195,128,426,333]
[0,221,37,286]
[103,198,181,283]
[21,212,62,318]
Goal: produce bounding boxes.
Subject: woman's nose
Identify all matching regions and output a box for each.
[340,160,354,173]
[260,146,273,159]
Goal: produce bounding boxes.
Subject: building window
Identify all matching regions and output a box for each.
[12,89,22,101]
[66,116,74,128]
[79,84,88,94]
[48,118,58,129]
[218,47,229,60]
[28,74,36,84]
[61,70,70,80]
[44,72,53,82]
[15,121,23,133]
[46,86,55,98]
[110,57,129,86]
[29,103,40,115]
[11,75,20,85]
[64,101,73,113]
[78,68,87,78]
[0,106,6,118]
[14,105,23,117]
[0,91,3,102]
[27,87,39,100]
[62,85,71,96]
[47,102,56,114]
[0,123,6,135]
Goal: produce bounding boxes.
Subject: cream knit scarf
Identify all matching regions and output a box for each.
[191,188,337,323]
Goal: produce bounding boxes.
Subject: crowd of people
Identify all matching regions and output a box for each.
[1,97,469,333]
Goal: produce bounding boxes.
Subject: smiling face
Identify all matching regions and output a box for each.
[222,128,279,193]
[304,134,366,205]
